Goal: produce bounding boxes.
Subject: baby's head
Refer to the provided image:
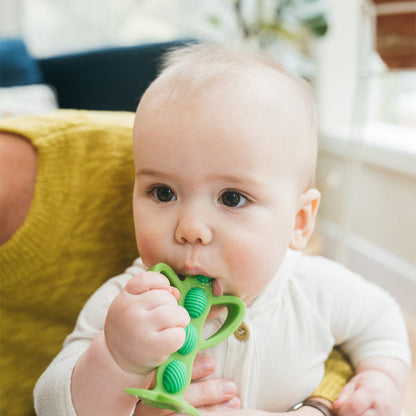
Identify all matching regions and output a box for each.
[132,43,320,305]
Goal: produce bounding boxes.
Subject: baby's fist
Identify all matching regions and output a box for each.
[333,370,401,416]
[104,271,190,376]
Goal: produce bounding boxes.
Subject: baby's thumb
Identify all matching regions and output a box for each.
[332,378,359,410]
[170,286,181,301]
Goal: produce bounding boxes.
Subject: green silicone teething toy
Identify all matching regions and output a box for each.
[125,263,246,415]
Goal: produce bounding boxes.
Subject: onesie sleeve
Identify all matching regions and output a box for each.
[336,284,411,367]
[34,261,144,416]
[298,255,411,368]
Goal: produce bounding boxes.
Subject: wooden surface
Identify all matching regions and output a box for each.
[371,0,416,68]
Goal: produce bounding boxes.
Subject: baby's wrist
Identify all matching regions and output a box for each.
[97,331,153,387]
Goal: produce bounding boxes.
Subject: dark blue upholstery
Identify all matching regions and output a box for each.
[38,41,192,112]
[1,39,193,112]
[0,38,44,86]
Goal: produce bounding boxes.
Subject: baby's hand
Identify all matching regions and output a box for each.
[104,271,190,377]
[333,370,401,416]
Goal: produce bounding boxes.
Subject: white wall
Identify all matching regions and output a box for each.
[313,0,416,313]
[0,0,20,36]
[0,0,240,57]
[316,143,416,312]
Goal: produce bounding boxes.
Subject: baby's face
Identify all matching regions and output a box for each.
[133,87,306,306]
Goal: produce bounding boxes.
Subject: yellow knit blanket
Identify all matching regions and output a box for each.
[0,110,138,416]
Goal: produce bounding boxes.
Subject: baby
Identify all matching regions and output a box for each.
[35,44,410,415]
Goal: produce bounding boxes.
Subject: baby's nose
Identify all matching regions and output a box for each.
[174,211,212,245]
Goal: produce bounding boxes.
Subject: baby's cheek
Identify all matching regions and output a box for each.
[135,231,165,266]
[225,238,263,271]
[224,240,262,280]
[224,239,280,299]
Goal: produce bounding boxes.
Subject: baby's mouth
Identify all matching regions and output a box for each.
[177,272,223,297]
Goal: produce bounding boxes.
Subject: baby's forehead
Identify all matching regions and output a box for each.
[136,47,317,189]
[156,56,307,98]
[143,64,314,134]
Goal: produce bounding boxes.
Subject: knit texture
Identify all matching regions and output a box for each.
[312,348,354,402]
[0,110,138,416]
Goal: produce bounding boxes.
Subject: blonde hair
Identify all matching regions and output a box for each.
[138,42,318,189]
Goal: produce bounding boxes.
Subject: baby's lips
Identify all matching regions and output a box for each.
[212,279,223,297]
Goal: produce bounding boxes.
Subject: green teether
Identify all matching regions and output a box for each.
[125,263,246,415]
[184,287,207,318]
[178,324,198,355]
[163,360,187,393]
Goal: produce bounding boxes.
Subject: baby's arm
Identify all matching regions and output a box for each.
[304,256,411,415]
[71,271,190,416]
[333,356,409,416]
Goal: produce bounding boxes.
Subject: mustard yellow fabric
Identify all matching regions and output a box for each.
[0,110,138,416]
[0,110,353,416]
[312,348,354,402]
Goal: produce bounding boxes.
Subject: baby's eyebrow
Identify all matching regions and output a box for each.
[136,169,267,191]
[213,174,266,188]
[135,168,168,178]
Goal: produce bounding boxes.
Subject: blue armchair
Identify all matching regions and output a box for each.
[0,38,191,112]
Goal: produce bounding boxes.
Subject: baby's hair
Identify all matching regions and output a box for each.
[158,42,278,91]
[139,42,318,189]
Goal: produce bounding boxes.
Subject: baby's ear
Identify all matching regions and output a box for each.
[289,188,321,251]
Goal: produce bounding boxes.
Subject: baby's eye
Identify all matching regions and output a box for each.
[151,186,176,203]
[219,191,248,208]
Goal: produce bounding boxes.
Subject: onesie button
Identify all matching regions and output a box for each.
[234,322,249,341]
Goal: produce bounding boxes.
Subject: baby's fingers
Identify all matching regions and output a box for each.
[151,303,190,331]
[333,383,356,409]
[125,271,180,299]
[184,378,239,410]
[191,355,216,381]
[197,396,240,412]
[156,326,188,355]
[335,388,373,416]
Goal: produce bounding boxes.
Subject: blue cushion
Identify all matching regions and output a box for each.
[0,38,43,86]
[38,40,193,112]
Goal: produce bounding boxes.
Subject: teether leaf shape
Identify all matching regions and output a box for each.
[125,263,246,415]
